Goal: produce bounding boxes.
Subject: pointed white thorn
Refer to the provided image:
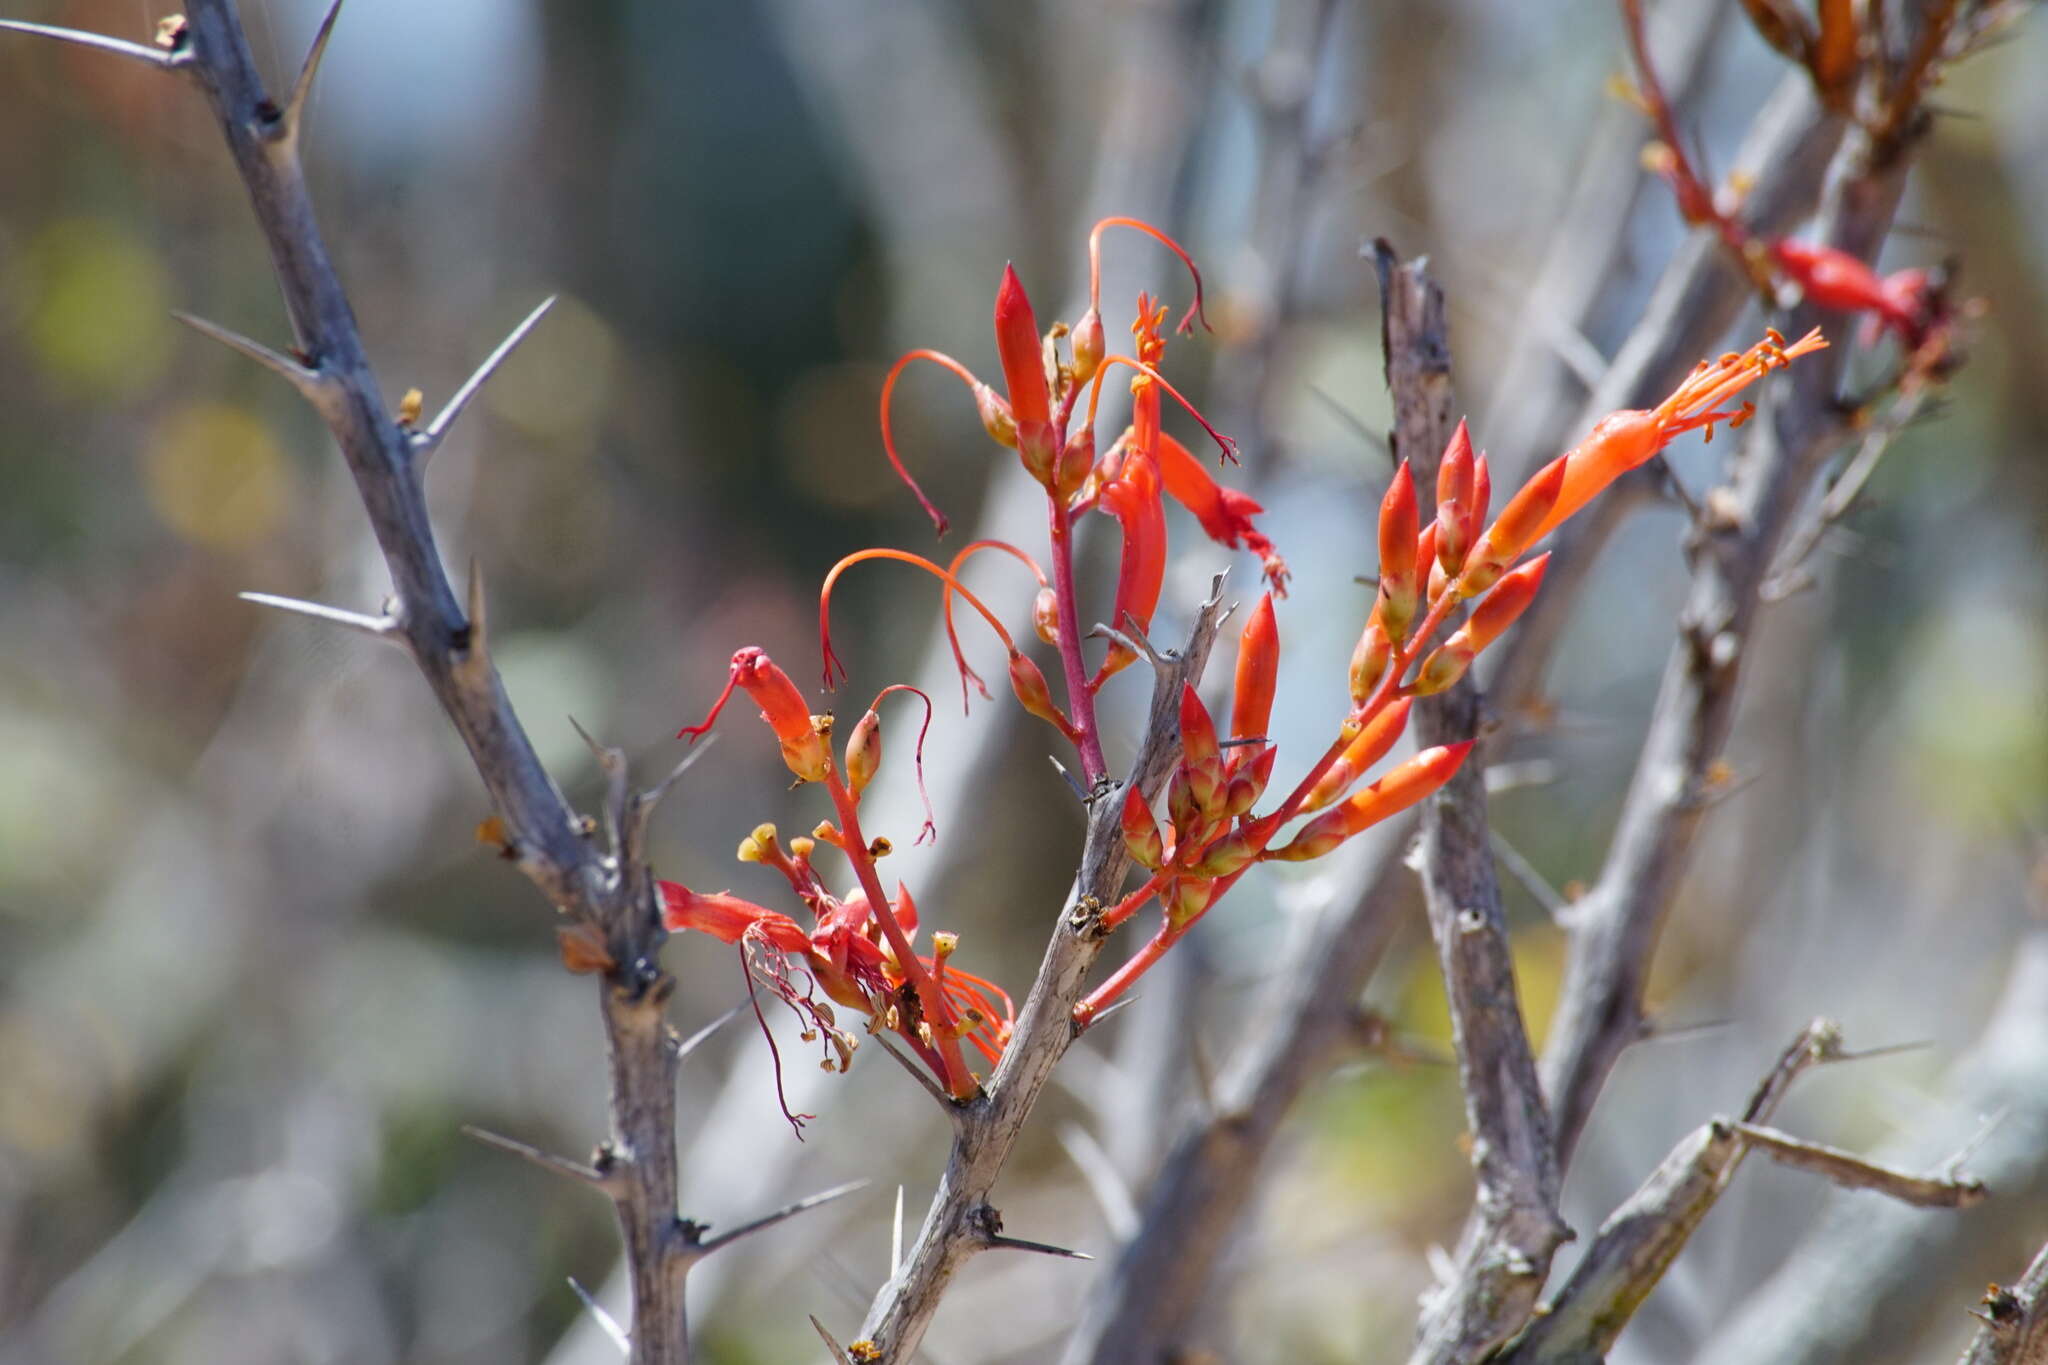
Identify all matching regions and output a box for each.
[460,1124,608,1187]
[810,1315,856,1365]
[239,591,399,642]
[0,18,188,70]
[695,1178,870,1254]
[891,1184,906,1279]
[284,0,346,137]
[566,1278,630,1357]
[673,1001,743,1064]
[416,296,558,464]
[173,312,329,401]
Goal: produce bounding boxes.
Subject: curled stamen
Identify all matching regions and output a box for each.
[820,548,1019,689]
[868,683,939,843]
[1085,354,1239,465]
[942,540,1050,710]
[1088,216,1211,334]
[880,349,992,536]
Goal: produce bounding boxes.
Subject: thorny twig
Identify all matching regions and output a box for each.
[1495,1020,1987,1363]
[848,580,1233,1362]
[0,6,845,1359]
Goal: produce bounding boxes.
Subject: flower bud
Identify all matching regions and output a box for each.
[1071,307,1105,385]
[1225,743,1277,818]
[1008,650,1075,739]
[1302,697,1413,814]
[975,383,1017,449]
[1164,877,1217,929]
[1436,419,1476,573]
[1032,587,1060,646]
[1179,684,1220,765]
[845,709,882,796]
[1270,742,1472,860]
[1121,784,1164,871]
[1231,593,1279,743]
[1055,424,1096,503]
[1462,455,1565,597]
[1378,461,1421,641]
[1349,619,1392,705]
[1191,829,1260,879]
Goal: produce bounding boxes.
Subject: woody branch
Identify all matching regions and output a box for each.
[0,3,862,1360]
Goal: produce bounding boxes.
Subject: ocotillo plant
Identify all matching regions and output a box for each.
[3,1,2036,1363]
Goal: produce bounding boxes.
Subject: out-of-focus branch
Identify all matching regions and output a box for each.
[1379,243,1569,1365]
[1538,112,1918,1170]
[851,584,1232,1363]
[1695,930,2048,1365]
[1495,1020,1986,1363]
[1962,1239,2048,1365]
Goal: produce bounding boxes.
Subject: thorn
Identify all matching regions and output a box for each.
[0,18,190,71]
[172,312,329,402]
[461,1124,609,1187]
[1049,754,1089,802]
[416,296,558,464]
[1833,1038,1937,1064]
[1085,995,1140,1028]
[872,1032,959,1114]
[694,1179,870,1254]
[567,1277,631,1357]
[674,1001,744,1064]
[283,0,346,141]
[1488,828,1569,922]
[239,590,399,642]
[625,738,718,855]
[891,1185,906,1280]
[810,1316,857,1365]
[567,714,622,772]
[1089,617,1168,670]
[984,1233,1093,1261]
[1307,384,1393,462]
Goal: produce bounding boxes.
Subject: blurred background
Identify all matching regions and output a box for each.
[2,0,2045,1361]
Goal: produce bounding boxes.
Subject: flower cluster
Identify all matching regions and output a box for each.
[1621,0,1957,364]
[671,215,1825,1122]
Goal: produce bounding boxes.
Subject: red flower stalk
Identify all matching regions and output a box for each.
[680,647,831,784]
[1301,696,1414,814]
[1268,741,1474,862]
[1377,460,1422,641]
[1231,592,1280,743]
[995,265,1057,485]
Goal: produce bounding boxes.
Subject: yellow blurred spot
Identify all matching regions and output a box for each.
[142,402,292,550]
[397,387,424,426]
[15,219,173,398]
[483,293,615,442]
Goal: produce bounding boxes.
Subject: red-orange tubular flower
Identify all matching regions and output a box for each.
[1157,433,1291,593]
[995,264,1057,484]
[1436,419,1477,574]
[1231,592,1279,743]
[1092,446,1167,689]
[1269,741,1474,862]
[1770,240,1934,348]
[680,647,830,784]
[1301,696,1414,814]
[1377,460,1421,640]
